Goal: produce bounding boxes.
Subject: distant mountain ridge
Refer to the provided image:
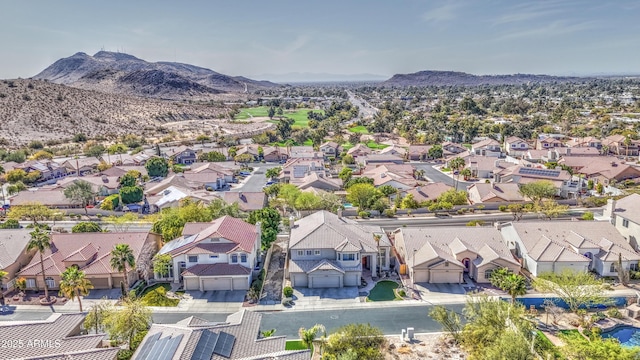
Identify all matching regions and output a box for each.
[382,70,587,87]
[34,51,280,99]
[257,72,388,83]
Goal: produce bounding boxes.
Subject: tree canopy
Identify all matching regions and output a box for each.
[71,222,103,233]
[533,269,612,313]
[145,157,169,178]
[247,208,281,250]
[63,180,96,215]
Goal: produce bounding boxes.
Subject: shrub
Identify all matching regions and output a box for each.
[607,307,623,319]
[0,219,20,229]
[283,286,293,298]
[358,211,370,218]
[397,289,406,297]
[581,212,594,220]
[499,205,507,212]
[384,209,396,218]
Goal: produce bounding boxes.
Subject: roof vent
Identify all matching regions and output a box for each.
[163,189,171,195]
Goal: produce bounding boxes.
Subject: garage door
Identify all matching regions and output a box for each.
[202,278,232,291]
[184,278,200,291]
[91,278,111,289]
[413,270,429,283]
[344,273,359,287]
[311,276,340,288]
[430,271,460,284]
[232,277,249,290]
[292,274,308,287]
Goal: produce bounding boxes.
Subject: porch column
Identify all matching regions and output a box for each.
[384,248,390,270]
[371,253,378,277]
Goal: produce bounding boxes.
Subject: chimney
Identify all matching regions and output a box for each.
[604,198,616,221]
[337,208,343,218]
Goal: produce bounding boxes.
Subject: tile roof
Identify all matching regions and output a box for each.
[133,310,310,360]
[161,216,258,256]
[288,259,360,274]
[613,193,640,225]
[0,229,32,270]
[18,232,152,277]
[346,143,372,156]
[289,211,390,252]
[396,227,518,268]
[403,183,453,203]
[222,192,267,212]
[182,263,252,277]
[506,221,640,263]
[10,189,76,207]
[467,183,524,204]
[0,314,113,360]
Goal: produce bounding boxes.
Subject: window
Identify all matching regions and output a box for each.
[378,249,386,267]
[231,254,238,263]
[337,253,341,260]
[188,255,198,263]
[45,277,55,289]
[241,254,247,263]
[297,250,304,256]
[314,250,321,256]
[306,250,313,256]
[342,253,356,261]
[623,219,630,228]
[209,255,218,259]
[445,261,449,267]
[26,279,36,288]
[485,269,494,280]
[611,263,617,273]
[178,261,186,269]
[631,263,639,272]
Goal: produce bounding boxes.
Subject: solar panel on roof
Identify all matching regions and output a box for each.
[157,334,184,360]
[145,335,170,360]
[192,330,219,360]
[136,332,161,359]
[518,167,560,178]
[213,331,236,358]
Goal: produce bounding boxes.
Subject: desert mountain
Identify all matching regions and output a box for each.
[0,79,227,145]
[34,51,280,99]
[382,70,586,87]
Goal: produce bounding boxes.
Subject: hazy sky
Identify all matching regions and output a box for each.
[2,0,640,80]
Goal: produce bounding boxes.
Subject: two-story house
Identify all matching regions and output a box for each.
[157,216,260,291]
[279,158,326,184]
[287,211,391,288]
[504,136,529,157]
[606,194,640,250]
[471,138,502,157]
[166,146,198,165]
[319,141,342,159]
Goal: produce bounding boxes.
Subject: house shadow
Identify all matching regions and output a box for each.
[294,287,359,300]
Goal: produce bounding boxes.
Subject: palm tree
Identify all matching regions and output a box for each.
[58,266,94,312]
[299,324,325,350]
[490,268,527,303]
[449,157,466,191]
[110,244,135,295]
[373,234,382,277]
[27,228,51,301]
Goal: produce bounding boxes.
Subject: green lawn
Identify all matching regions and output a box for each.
[237,107,323,129]
[365,140,389,150]
[285,340,312,352]
[367,281,402,301]
[235,106,270,119]
[348,125,369,134]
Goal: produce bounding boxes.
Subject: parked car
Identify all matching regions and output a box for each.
[239,171,251,176]
[265,180,276,185]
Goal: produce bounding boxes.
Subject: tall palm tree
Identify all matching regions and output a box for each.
[449,157,466,191]
[373,234,382,278]
[299,324,325,350]
[110,244,135,294]
[490,268,527,303]
[27,228,51,301]
[59,266,94,312]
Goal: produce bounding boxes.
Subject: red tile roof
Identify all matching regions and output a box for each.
[182,263,252,276]
[18,232,152,277]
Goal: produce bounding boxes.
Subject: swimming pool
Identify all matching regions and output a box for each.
[602,326,640,347]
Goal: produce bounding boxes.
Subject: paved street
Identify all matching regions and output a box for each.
[413,162,471,189]
[230,163,282,193]
[260,304,465,338]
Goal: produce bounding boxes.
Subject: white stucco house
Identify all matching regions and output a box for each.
[605,194,640,251]
[499,221,640,277]
[157,216,260,291]
[286,211,391,288]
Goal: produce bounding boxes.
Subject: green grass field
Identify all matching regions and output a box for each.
[285,340,312,351]
[367,281,402,301]
[348,125,369,134]
[236,107,323,129]
[365,140,389,150]
[235,106,270,119]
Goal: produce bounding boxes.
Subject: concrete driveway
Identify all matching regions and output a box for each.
[415,282,466,295]
[288,287,361,310]
[84,289,123,300]
[186,290,246,303]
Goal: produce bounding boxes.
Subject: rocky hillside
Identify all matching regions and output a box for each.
[0,79,227,145]
[382,70,586,87]
[33,51,280,99]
